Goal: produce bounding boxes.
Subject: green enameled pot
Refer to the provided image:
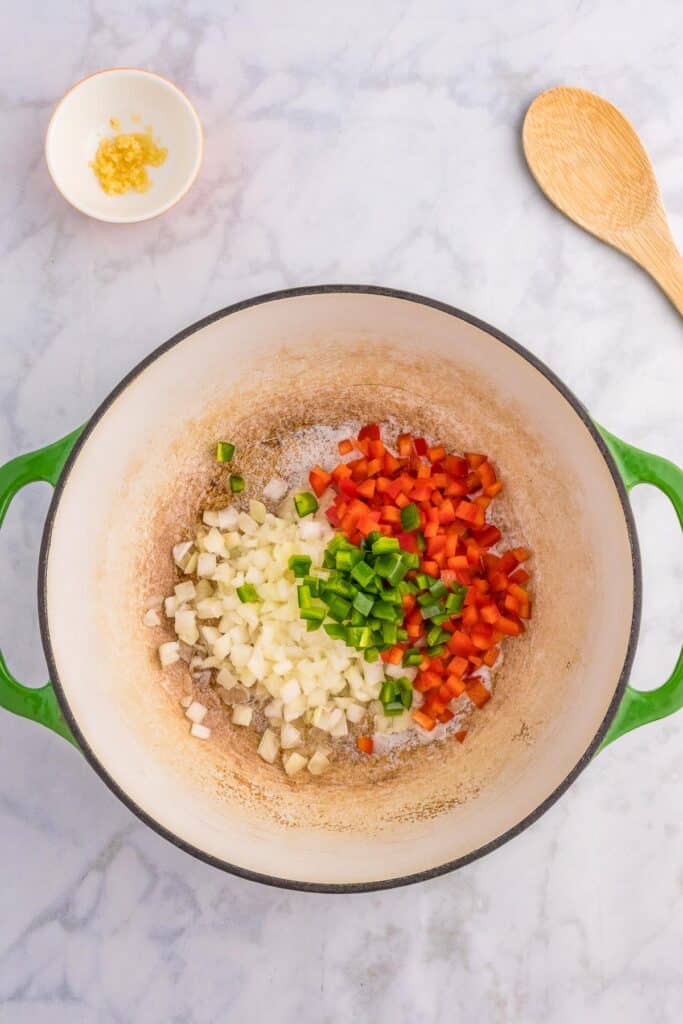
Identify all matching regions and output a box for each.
[1,287,681,891]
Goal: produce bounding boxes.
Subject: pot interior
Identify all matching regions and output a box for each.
[43,290,635,886]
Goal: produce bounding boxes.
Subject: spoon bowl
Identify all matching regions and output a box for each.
[523,86,683,314]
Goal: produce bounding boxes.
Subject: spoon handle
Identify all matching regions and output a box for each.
[623,208,683,315]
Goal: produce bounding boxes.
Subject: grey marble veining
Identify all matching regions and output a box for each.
[1,1,682,1021]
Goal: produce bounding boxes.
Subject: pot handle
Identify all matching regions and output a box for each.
[0,427,85,746]
[598,426,683,749]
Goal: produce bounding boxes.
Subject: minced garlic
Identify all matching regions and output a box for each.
[90,127,168,195]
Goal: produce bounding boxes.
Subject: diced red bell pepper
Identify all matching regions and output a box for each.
[466,679,491,708]
[411,709,435,731]
[339,476,358,499]
[309,465,332,497]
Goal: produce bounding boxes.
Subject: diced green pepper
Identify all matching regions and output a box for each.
[300,606,326,623]
[383,700,405,716]
[427,623,449,647]
[395,676,413,709]
[381,621,398,646]
[327,595,352,622]
[403,648,423,667]
[398,579,418,595]
[415,572,432,591]
[353,590,375,617]
[293,492,319,517]
[372,601,402,622]
[351,560,375,588]
[402,552,421,570]
[346,626,374,649]
[229,474,245,493]
[420,603,443,620]
[429,579,448,599]
[400,503,421,531]
[372,536,400,555]
[297,584,313,609]
[324,623,347,640]
[323,576,356,599]
[446,587,467,614]
[380,680,396,705]
[427,644,447,657]
[375,552,408,586]
[327,533,352,553]
[288,554,312,578]
[236,583,259,603]
[362,531,382,551]
[364,647,380,663]
[216,441,235,463]
[336,547,363,571]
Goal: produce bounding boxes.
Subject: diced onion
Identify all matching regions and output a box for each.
[143,608,161,627]
[249,499,267,524]
[197,552,217,578]
[185,701,207,724]
[215,507,238,530]
[232,705,253,727]
[175,580,196,603]
[346,703,366,725]
[173,541,193,566]
[280,679,301,704]
[280,722,302,748]
[298,519,324,541]
[159,641,180,667]
[263,477,289,502]
[283,751,308,776]
[257,729,280,764]
[307,750,330,776]
[190,722,211,740]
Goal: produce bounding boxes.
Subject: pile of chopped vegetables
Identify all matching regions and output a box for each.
[151,424,532,775]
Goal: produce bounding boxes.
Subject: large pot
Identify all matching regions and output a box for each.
[1,286,681,892]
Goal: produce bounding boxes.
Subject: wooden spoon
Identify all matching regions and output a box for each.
[523,86,683,315]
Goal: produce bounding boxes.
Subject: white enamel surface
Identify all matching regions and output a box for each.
[3,4,683,1021]
[43,290,634,885]
[45,69,202,223]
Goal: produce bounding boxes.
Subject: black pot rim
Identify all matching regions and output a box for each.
[37,284,642,894]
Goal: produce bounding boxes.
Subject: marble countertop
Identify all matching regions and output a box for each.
[1,2,682,1021]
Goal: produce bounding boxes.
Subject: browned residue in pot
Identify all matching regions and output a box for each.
[110,339,589,836]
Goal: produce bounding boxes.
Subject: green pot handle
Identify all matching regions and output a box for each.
[598,426,683,749]
[0,427,85,747]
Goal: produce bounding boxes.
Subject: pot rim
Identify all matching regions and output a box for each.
[37,284,642,893]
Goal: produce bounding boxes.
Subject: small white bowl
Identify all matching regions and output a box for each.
[45,68,203,223]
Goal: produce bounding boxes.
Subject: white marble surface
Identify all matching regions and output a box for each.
[1,1,682,1021]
